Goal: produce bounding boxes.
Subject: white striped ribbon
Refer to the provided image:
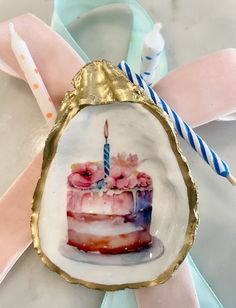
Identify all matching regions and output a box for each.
[118,61,236,185]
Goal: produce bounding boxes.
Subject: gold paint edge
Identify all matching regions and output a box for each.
[31,60,199,291]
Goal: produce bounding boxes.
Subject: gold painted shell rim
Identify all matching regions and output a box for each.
[31,60,199,291]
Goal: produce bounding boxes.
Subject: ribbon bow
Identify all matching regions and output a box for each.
[0,12,235,308]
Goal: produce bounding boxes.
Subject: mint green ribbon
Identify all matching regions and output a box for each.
[188,255,223,308]
[101,289,138,308]
[51,0,168,74]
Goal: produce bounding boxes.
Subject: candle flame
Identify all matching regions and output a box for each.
[104,120,109,141]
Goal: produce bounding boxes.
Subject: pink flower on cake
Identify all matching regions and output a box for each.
[137,172,152,188]
[106,166,138,189]
[106,153,140,189]
[68,162,104,188]
[110,153,138,172]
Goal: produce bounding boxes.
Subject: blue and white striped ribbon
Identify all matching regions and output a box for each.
[118,61,236,185]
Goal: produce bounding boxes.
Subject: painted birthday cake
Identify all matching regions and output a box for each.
[66,121,153,254]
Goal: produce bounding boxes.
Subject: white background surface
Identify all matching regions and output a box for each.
[0,0,236,307]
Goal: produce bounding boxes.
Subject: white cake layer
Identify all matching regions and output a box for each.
[81,203,117,215]
[68,216,143,236]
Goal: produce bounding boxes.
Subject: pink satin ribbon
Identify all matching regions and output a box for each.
[1,13,236,308]
[136,259,199,308]
[154,48,236,127]
[0,12,85,282]
[0,152,42,283]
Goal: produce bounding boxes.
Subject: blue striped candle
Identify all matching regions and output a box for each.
[104,120,110,177]
[118,61,236,185]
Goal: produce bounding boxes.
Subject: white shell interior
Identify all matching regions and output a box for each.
[38,102,189,285]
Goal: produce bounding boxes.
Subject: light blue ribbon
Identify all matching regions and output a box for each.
[188,256,224,308]
[51,0,168,74]
[101,289,138,308]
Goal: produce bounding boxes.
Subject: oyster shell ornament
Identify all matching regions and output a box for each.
[31,60,198,290]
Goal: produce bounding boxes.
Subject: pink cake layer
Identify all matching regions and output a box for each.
[67,228,152,254]
[67,212,152,254]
